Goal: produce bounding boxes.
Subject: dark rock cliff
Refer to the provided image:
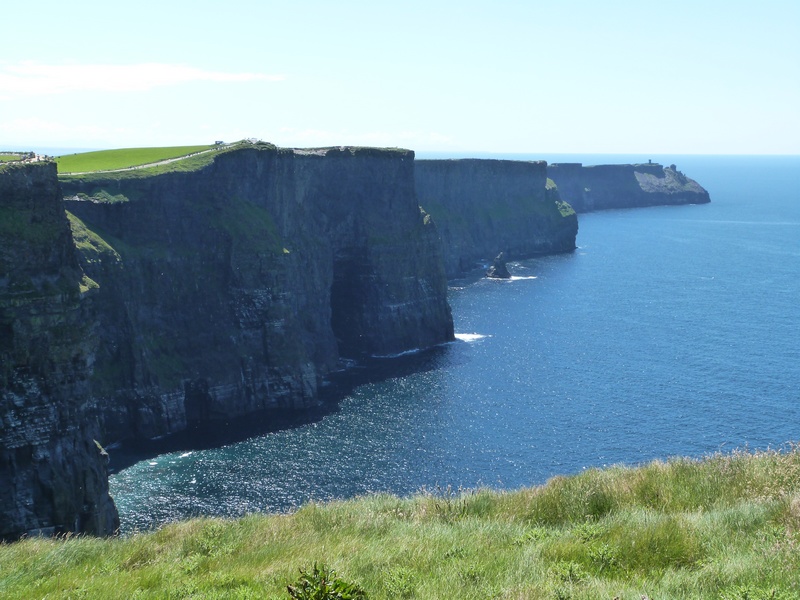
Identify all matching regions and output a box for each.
[2,146,454,538]
[548,162,710,212]
[414,159,578,277]
[60,145,454,443]
[0,149,713,539]
[0,161,119,540]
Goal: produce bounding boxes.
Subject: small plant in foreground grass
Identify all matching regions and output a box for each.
[550,560,588,584]
[720,584,792,600]
[385,566,416,598]
[287,563,367,600]
[587,542,619,573]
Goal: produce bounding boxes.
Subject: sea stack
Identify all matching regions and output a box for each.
[486,252,511,279]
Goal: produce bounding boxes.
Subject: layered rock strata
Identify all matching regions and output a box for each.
[61,144,454,442]
[0,162,119,540]
[415,159,578,277]
[548,162,710,212]
[2,145,455,538]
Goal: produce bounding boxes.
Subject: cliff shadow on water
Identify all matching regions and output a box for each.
[108,343,455,473]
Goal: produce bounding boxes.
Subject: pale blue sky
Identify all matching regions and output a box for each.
[1,0,798,154]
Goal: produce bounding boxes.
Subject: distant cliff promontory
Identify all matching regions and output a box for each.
[548,162,710,212]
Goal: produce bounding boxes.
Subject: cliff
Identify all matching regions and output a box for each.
[547,162,710,212]
[1,145,454,538]
[60,144,454,442]
[414,159,578,277]
[0,147,714,540]
[0,161,118,540]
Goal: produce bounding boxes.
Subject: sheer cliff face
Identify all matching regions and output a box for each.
[0,162,119,540]
[414,159,578,277]
[1,147,452,538]
[548,163,710,212]
[61,145,454,441]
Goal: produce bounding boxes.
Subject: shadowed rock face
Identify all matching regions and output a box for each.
[548,162,710,212]
[414,159,578,277]
[61,145,454,442]
[2,146,454,538]
[1,162,119,540]
[0,150,713,539]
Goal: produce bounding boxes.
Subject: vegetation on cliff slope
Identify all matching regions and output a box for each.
[1,448,799,599]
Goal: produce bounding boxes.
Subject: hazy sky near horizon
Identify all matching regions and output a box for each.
[1,0,798,154]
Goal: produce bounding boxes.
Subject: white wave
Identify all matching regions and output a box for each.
[371,347,423,359]
[509,275,537,281]
[179,452,193,458]
[454,333,489,342]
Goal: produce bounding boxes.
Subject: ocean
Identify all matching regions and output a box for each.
[109,154,800,533]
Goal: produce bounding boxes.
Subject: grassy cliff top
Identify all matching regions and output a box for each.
[56,145,216,173]
[56,141,411,184]
[2,448,799,598]
[56,141,281,182]
[0,152,25,163]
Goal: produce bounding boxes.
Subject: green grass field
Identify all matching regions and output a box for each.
[1,448,799,599]
[56,141,279,181]
[0,153,23,163]
[56,145,215,173]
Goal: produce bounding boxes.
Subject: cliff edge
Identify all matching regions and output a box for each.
[0,161,118,540]
[547,162,710,212]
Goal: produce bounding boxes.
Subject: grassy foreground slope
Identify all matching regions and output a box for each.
[1,449,799,599]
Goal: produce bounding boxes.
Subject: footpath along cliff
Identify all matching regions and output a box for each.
[548,162,710,212]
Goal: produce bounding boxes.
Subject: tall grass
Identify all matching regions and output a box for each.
[1,448,799,599]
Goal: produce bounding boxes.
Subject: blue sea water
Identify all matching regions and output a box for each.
[109,155,800,533]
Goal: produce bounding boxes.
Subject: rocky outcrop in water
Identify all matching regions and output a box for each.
[486,252,511,279]
[415,159,578,277]
[61,144,454,442]
[0,162,119,540]
[547,162,710,212]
